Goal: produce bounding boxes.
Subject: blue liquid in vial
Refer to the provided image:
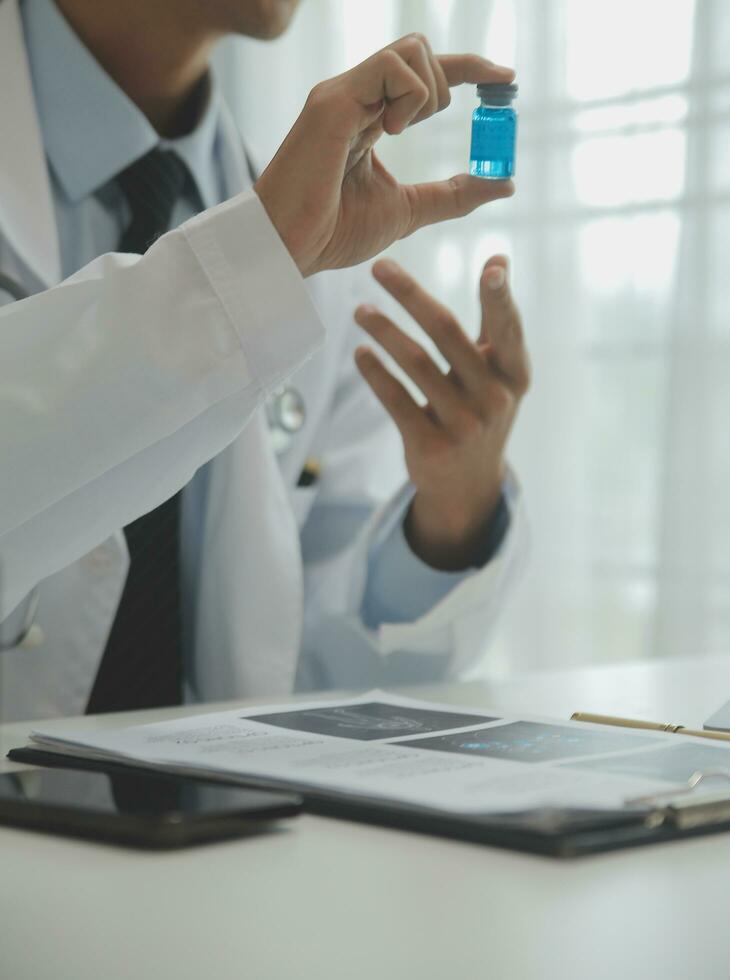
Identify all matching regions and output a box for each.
[470,105,517,179]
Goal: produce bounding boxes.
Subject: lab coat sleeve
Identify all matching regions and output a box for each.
[0,190,325,620]
[297,268,527,691]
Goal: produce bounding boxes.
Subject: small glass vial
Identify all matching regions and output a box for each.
[470,83,518,180]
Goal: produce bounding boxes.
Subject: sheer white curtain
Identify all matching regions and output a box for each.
[216,0,730,675]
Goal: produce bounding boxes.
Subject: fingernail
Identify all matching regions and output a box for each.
[354,345,375,367]
[485,267,505,290]
[491,63,515,75]
[355,303,378,319]
[374,259,399,278]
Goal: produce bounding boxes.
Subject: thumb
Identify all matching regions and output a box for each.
[479,254,511,343]
[479,255,529,392]
[404,174,514,235]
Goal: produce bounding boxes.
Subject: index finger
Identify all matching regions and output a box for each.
[437,54,515,87]
[372,259,486,390]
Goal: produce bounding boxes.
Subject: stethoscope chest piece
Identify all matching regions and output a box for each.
[19,623,45,650]
[266,386,306,454]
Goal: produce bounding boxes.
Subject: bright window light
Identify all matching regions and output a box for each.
[482,0,516,66]
[573,95,688,135]
[565,0,695,101]
[572,129,686,207]
[428,0,457,41]
[341,0,397,67]
[579,213,680,296]
[435,240,464,290]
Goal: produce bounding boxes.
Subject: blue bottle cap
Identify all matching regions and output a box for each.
[476,82,518,106]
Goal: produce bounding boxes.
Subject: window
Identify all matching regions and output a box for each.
[221,0,730,672]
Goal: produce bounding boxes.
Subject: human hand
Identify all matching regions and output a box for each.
[255,36,515,277]
[353,256,530,571]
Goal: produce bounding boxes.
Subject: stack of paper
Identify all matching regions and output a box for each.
[29,692,730,817]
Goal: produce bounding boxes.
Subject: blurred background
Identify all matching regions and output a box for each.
[216,0,730,677]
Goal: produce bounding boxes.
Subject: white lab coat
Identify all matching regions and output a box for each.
[0,0,526,722]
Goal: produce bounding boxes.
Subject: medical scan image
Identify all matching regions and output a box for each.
[394,721,662,763]
[248,702,497,741]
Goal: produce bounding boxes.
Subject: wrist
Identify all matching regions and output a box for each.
[405,483,504,572]
[254,178,319,279]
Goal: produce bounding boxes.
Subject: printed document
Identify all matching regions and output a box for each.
[29,692,730,815]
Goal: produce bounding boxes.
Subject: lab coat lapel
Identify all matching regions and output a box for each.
[0,0,61,287]
[194,411,303,699]
[0,1,125,721]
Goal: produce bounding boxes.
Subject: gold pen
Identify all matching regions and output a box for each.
[571,711,730,744]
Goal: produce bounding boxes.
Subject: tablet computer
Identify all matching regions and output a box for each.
[0,764,302,847]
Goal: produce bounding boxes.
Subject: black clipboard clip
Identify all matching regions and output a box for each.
[626,768,730,831]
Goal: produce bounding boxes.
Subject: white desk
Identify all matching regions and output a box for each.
[2,654,730,980]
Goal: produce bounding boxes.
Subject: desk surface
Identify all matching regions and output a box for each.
[3,654,730,980]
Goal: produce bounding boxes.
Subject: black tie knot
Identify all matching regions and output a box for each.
[116,148,194,254]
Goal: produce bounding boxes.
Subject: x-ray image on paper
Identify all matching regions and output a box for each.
[395,721,660,763]
[248,701,497,741]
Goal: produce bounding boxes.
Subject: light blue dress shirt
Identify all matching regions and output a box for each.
[21,0,476,634]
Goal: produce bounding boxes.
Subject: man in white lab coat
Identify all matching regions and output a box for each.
[0,0,530,721]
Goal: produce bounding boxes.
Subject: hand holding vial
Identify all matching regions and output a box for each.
[255,35,516,278]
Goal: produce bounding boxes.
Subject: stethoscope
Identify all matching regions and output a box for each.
[0,271,307,651]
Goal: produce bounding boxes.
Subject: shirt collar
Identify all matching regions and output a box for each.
[21,0,221,209]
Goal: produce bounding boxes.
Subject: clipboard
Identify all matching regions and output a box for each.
[9,747,730,858]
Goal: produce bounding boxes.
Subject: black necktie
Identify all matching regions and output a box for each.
[86,148,200,714]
